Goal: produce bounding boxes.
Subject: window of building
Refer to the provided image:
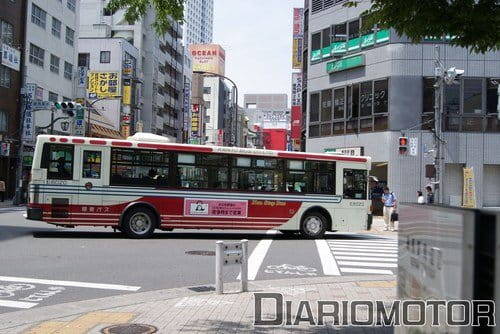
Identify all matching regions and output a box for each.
[50,54,59,74]
[333,23,347,42]
[31,4,46,29]
[463,78,483,114]
[29,43,44,67]
[65,27,74,46]
[487,79,499,114]
[67,0,76,12]
[205,101,211,109]
[41,144,74,180]
[322,27,331,49]
[348,20,360,39]
[0,66,10,88]
[100,51,111,63]
[444,82,460,115]
[203,87,211,94]
[311,32,321,52]
[373,79,388,114]
[78,53,89,67]
[63,96,71,101]
[64,62,73,80]
[51,18,61,38]
[0,111,7,132]
[343,169,367,199]
[309,124,319,137]
[321,89,332,122]
[360,81,372,117]
[0,20,14,44]
[333,88,345,119]
[352,84,360,118]
[48,91,58,103]
[310,93,320,122]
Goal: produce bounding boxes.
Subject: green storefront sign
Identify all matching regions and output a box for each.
[326,54,365,74]
[322,45,331,58]
[331,41,346,55]
[311,49,321,62]
[347,37,360,51]
[361,33,375,48]
[375,29,390,43]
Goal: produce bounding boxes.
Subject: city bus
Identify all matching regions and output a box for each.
[27,133,372,239]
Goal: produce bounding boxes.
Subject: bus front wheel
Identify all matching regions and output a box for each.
[122,207,156,239]
[300,212,327,239]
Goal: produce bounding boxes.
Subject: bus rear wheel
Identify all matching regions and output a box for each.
[122,207,156,239]
[300,212,327,239]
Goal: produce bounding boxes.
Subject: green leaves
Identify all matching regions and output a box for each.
[346,0,500,53]
[106,0,185,36]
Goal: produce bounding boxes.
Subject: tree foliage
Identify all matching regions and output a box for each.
[106,0,185,35]
[347,0,500,53]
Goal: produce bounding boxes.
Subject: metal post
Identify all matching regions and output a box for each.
[241,239,248,292]
[50,107,55,135]
[433,45,443,204]
[215,241,224,294]
[497,84,500,121]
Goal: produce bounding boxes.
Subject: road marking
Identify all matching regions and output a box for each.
[328,240,397,245]
[238,230,277,281]
[340,268,394,275]
[328,244,397,250]
[335,256,397,262]
[336,261,397,268]
[0,299,38,309]
[332,251,397,257]
[315,239,340,276]
[0,276,140,291]
[329,247,397,253]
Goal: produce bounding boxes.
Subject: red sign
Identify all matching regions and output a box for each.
[217,129,224,146]
[262,129,287,151]
[291,106,302,139]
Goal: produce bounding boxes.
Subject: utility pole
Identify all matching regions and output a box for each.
[433,45,443,204]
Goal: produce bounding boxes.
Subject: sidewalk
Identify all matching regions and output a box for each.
[0,199,23,209]
[0,275,396,334]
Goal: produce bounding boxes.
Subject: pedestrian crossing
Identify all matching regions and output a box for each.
[327,238,398,275]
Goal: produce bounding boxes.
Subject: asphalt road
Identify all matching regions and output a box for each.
[0,207,397,314]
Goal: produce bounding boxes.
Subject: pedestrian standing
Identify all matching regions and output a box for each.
[417,191,425,204]
[426,186,434,204]
[0,179,5,202]
[381,187,397,231]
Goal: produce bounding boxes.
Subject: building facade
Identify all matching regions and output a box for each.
[0,0,25,198]
[303,0,500,207]
[202,76,231,146]
[182,0,214,47]
[79,1,184,140]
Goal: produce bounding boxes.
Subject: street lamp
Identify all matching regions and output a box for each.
[193,71,239,146]
[86,95,122,137]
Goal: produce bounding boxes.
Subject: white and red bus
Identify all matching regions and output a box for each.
[27,133,372,238]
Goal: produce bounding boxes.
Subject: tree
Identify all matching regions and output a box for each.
[106,0,185,35]
[347,0,500,53]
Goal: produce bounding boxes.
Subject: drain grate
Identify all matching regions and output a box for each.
[102,323,158,334]
[188,285,216,292]
[185,250,215,256]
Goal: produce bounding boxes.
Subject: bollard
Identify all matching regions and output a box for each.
[215,241,224,294]
[241,239,248,292]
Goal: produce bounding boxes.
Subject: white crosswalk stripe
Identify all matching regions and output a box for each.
[328,239,398,275]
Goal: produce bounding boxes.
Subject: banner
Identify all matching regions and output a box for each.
[293,8,304,38]
[291,106,302,139]
[88,71,120,99]
[1,44,20,71]
[291,72,302,106]
[462,167,476,208]
[22,83,36,142]
[77,66,87,87]
[292,38,303,69]
[190,104,200,139]
[122,79,132,105]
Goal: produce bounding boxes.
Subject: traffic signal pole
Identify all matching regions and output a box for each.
[434,45,443,204]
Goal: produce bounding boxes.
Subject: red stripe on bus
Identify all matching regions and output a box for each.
[161,221,282,226]
[137,143,213,153]
[111,141,133,147]
[72,139,85,144]
[59,138,68,143]
[277,152,367,163]
[167,225,276,230]
[89,139,107,145]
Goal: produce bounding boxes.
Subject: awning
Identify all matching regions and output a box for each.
[90,124,123,139]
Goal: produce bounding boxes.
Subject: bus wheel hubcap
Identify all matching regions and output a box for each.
[130,213,151,234]
[305,217,322,235]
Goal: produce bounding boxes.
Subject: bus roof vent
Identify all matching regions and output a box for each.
[127,132,172,143]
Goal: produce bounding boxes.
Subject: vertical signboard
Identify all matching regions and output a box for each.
[291,106,302,140]
[1,44,21,71]
[77,66,87,88]
[183,81,191,141]
[22,83,36,142]
[122,79,132,105]
[291,72,302,106]
[190,104,200,144]
[292,8,304,70]
[463,167,476,208]
[88,72,120,98]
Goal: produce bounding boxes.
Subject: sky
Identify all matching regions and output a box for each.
[213,0,303,107]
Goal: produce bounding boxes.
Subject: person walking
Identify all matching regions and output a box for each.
[417,191,425,204]
[381,187,397,231]
[426,186,434,204]
[0,179,5,202]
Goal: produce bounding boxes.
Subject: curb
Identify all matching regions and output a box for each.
[0,274,395,331]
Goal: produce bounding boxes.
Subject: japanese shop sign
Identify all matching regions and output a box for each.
[88,71,120,99]
[184,199,248,218]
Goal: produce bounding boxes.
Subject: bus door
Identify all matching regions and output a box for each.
[75,146,109,212]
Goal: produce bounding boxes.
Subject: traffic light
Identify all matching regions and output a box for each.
[54,101,81,117]
[398,136,408,155]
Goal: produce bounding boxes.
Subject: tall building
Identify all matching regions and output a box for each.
[182,0,214,47]
[25,0,80,135]
[202,76,231,146]
[0,0,25,198]
[79,1,184,140]
[303,0,500,207]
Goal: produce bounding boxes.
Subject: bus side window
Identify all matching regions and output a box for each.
[343,169,367,199]
[82,151,101,179]
[41,143,74,180]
